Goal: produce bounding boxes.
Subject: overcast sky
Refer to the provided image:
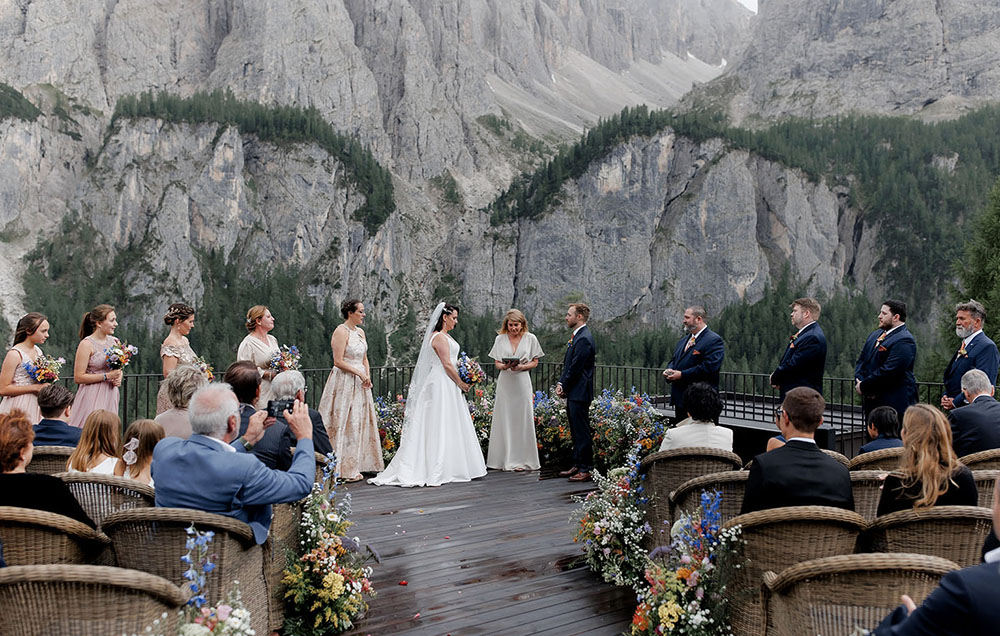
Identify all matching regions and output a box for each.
[738,0,758,12]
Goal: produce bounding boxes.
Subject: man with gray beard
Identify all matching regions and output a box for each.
[941,300,1000,411]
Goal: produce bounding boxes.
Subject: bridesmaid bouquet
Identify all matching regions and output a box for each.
[194,355,215,382]
[457,352,486,385]
[269,344,301,372]
[105,341,138,370]
[24,355,66,383]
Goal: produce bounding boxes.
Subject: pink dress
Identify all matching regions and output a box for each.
[0,346,43,424]
[67,336,120,428]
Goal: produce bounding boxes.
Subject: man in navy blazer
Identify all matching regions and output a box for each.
[770,297,827,401]
[153,384,315,544]
[873,474,1000,635]
[854,300,917,422]
[556,303,596,482]
[941,300,1000,411]
[663,306,725,422]
[948,369,1000,458]
[32,384,81,447]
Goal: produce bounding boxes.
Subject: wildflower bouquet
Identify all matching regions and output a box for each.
[374,395,405,464]
[194,356,215,382]
[283,453,375,635]
[630,491,743,636]
[467,381,496,455]
[269,345,302,372]
[456,351,486,385]
[178,525,255,636]
[23,354,65,383]
[590,388,662,471]
[533,389,574,465]
[106,341,138,370]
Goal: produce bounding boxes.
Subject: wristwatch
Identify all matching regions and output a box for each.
[238,436,254,451]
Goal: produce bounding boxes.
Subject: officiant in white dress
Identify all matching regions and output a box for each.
[369,303,487,487]
[487,309,544,471]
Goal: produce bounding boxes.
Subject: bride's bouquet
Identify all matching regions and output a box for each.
[269,344,301,372]
[457,352,486,385]
[194,355,215,382]
[24,354,65,383]
[105,341,138,370]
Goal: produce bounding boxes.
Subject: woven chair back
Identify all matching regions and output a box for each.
[849,471,887,523]
[863,505,994,568]
[822,449,850,468]
[25,446,74,475]
[973,470,998,509]
[848,447,903,471]
[669,471,749,535]
[0,506,109,566]
[56,473,154,530]
[960,448,1000,470]
[266,498,305,631]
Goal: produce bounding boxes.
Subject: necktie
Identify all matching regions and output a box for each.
[684,334,696,352]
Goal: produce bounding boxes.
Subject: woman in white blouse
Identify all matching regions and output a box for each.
[658,382,733,452]
[237,305,280,407]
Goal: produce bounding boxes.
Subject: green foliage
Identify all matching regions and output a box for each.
[957,176,1000,340]
[112,89,394,233]
[429,172,462,206]
[0,83,41,122]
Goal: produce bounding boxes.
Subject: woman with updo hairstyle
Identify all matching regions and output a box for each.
[237,305,280,407]
[155,364,210,439]
[67,304,122,428]
[155,302,199,415]
[317,299,384,481]
[0,312,52,424]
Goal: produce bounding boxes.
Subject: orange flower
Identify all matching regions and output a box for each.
[676,567,691,581]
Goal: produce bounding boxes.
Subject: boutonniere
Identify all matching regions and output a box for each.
[692,350,701,356]
[789,333,799,343]
[788,343,796,349]
[878,345,888,353]
[566,337,573,348]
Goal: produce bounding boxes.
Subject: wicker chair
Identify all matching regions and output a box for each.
[668,471,748,530]
[848,447,903,471]
[850,471,888,523]
[0,506,110,566]
[56,472,155,530]
[267,498,305,630]
[960,448,1000,470]
[723,506,867,636]
[973,469,998,508]
[25,446,74,475]
[762,553,959,636]
[863,505,994,568]
[0,564,185,635]
[638,447,742,542]
[103,507,270,635]
[822,449,851,468]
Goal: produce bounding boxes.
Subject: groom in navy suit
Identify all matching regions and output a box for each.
[940,300,1000,411]
[557,303,596,482]
[770,297,827,401]
[855,299,917,422]
[663,306,725,423]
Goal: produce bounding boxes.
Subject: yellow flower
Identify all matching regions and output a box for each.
[322,571,346,597]
[657,600,683,629]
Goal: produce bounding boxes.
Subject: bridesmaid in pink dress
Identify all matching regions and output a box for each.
[0,313,51,424]
[67,305,123,428]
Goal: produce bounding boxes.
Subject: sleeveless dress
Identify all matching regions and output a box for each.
[487,333,544,470]
[156,342,198,415]
[67,336,120,428]
[317,327,385,479]
[0,346,43,424]
[68,456,118,476]
[237,334,279,407]
[369,333,487,487]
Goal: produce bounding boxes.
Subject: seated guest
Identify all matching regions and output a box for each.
[948,368,1000,458]
[741,387,853,514]
[113,419,164,487]
[873,475,1000,635]
[658,382,733,452]
[877,404,977,517]
[33,384,80,447]
[155,364,209,439]
[858,406,904,454]
[153,384,315,544]
[243,370,332,471]
[224,360,263,435]
[0,411,95,528]
[66,410,121,475]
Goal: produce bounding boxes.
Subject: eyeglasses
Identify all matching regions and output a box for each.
[773,407,784,420]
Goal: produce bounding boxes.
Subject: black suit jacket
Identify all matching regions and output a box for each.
[741,440,854,515]
[33,418,82,447]
[666,327,725,414]
[559,325,595,403]
[949,395,1000,458]
[771,322,827,399]
[854,325,918,418]
[942,332,1000,408]
[237,404,332,470]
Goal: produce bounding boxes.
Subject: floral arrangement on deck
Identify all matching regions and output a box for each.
[456,351,486,385]
[105,341,138,370]
[282,452,375,635]
[467,381,496,455]
[23,354,65,383]
[269,344,302,372]
[374,395,405,464]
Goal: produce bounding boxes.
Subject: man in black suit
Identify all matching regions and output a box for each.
[225,360,265,441]
[741,387,853,515]
[854,299,918,422]
[873,474,1000,635]
[250,370,332,471]
[941,300,1000,411]
[33,384,81,446]
[770,297,827,400]
[948,369,1000,458]
[663,306,725,423]
[557,303,596,482]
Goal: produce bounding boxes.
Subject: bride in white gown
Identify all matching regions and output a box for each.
[369,302,488,487]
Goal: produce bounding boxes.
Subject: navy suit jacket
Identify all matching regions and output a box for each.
[741,440,854,515]
[32,418,81,447]
[667,327,725,414]
[559,325,595,403]
[948,394,1000,458]
[771,322,826,399]
[874,560,1000,635]
[854,325,917,418]
[942,332,1000,408]
[152,434,315,544]
[239,407,332,471]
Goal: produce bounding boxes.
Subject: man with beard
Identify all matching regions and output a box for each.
[941,300,1000,411]
[663,306,725,424]
[855,300,917,422]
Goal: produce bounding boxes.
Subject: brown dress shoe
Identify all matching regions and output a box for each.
[568,471,591,482]
[558,467,579,477]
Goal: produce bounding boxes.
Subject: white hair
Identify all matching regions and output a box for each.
[270,370,305,400]
[188,384,239,438]
[961,369,994,396]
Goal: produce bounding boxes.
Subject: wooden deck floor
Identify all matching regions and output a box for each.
[340,470,634,636]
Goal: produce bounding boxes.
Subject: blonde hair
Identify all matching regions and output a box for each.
[497,309,529,335]
[245,305,268,332]
[121,419,164,477]
[897,404,963,508]
[67,410,121,472]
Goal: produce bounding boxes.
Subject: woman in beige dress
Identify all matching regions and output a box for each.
[237,305,279,407]
[0,313,51,425]
[156,303,198,415]
[318,299,384,482]
[487,309,544,471]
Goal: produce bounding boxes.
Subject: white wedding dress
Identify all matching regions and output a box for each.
[369,332,487,487]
